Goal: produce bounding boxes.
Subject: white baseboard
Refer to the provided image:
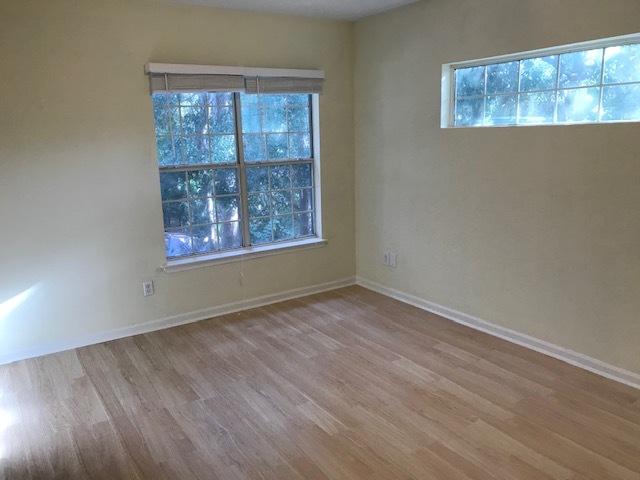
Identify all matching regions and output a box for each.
[0,276,356,366]
[356,276,640,391]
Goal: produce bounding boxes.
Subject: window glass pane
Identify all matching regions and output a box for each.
[243,133,267,162]
[289,133,311,158]
[169,107,180,134]
[153,91,317,257]
[248,193,270,217]
[214,168,239,195]
[604,44,640,84]
[519,55,557,92]
[246,166,269,192]
[246,162,314,243]
[216,196,240,223]
[557,87,600,123]
[559,49,603,88]
[240,92,259,106]
[156,136,180,166]
[192,225,218,253]
[190,198,216,225]
[287,94,309,106]
[294,212,314,238]
[250,218,273,245]
[288,107,310,132]
[162,201,189,228]
[181,136,210,164]
[207,92,233,106]
[153,94,167,106]
[292,164,312,188]
[218,222,242,250]
[601,84,640,121]
[211,135,236,164]
[486,61,519,94]
[165,229,192,258]
[264,94,287,106]
[180,106,207,135]
[159,172,187,201]
[518,91,555,124]
[455,66,485,97]
[209,107,235,134]
[153,107,171,135]
[449,40,640,128]
[188,170,214,198]
[179,93,207,106]
[267,133,288,160]
[293,189,313,212]
[273,215,294,241]
[263,107,287,132]
[455,98,484,126]
[241,107,262,133]
[270,165,291,190]
[484,95,517,125]
[271,191,293,215]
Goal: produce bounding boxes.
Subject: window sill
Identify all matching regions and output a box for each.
[161,237,328,273]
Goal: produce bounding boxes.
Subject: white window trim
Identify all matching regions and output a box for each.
[162,237,327,273]
[441,32,640,128]
[156,91,324,272]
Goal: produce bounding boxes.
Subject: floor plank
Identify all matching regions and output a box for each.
[1,286,639,479]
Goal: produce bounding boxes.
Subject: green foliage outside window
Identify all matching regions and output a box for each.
[152,92,316,258]
[453,42,640,127]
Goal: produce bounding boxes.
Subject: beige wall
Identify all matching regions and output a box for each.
[355,0,640,374]
[3,0,639,377]
[0,0,355,358]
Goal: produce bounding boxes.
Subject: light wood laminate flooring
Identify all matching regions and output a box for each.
[1,286,640,479]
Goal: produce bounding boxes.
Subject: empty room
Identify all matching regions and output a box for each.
[1,0,640,478]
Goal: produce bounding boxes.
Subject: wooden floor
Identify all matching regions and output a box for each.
[1,286,640,479]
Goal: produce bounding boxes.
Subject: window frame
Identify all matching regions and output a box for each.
[152,90,324,273]
[441,32,640,128]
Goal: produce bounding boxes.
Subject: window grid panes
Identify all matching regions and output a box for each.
[153,92,316,259]
[453,42,640,127]
[240,93,312,162]
[246,163,315,246]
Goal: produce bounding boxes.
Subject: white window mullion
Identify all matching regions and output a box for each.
[234,92,252,248]
[515,60,522,124]
[553,55,561,124]
[597,49,607,121]
[482,66,488,126]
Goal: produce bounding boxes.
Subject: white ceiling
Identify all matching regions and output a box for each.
[163,0,421,20]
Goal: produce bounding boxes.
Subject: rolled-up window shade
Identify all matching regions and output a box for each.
[149,74,245,93]
[244,77,324,94]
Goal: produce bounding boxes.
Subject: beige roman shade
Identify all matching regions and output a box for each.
[244,76,324,94]
[148,74,245,93]
[146,64,324,95]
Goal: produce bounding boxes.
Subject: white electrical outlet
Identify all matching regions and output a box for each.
[383,252,390,266]
[142,281,154,297]
[389,252,397,268]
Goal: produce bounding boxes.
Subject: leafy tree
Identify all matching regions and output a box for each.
[454,44,640,126]
[154,92,315,255]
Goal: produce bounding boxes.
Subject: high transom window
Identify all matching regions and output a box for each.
[146,65,323,261]
[442,34,640,127]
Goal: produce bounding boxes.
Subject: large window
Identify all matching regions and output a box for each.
[442,34,640,127]
[147,65,323,261]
